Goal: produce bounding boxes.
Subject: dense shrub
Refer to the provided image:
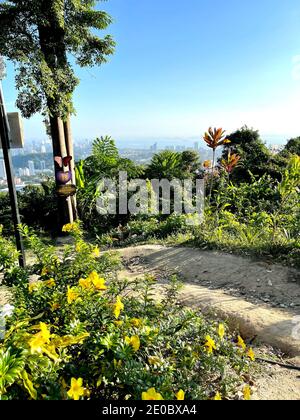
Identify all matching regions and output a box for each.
[0,225,19,272]
[0,181,58,235]
[0,223,254,400]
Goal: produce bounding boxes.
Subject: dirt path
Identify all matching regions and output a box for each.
[120,245,300,311]
[118,244,300,400]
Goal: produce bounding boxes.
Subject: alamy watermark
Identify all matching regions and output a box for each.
[95,172,205,225]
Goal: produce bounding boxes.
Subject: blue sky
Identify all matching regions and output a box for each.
[2,0,300,145]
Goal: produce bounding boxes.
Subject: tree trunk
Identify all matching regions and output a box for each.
[37,2,76,228]
[64,114,78,220]
[50,115,74,228]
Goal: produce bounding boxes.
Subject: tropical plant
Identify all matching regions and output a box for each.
[202,127,230,199]
[146,151,183,180]
[220,152,241,180]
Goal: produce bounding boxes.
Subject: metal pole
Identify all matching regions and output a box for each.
[0,82,26,267]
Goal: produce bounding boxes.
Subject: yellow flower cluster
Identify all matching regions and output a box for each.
[237,336,256,361]
[204,335,217,354]
[78,271,107,292]
[67,286,81,304]
[113,296,124,319]
[125,335,141,352]
[29,323,90,364]
[62,223,81,234]
[67,272,107,305]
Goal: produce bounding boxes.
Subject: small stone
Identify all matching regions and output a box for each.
[268,280,273,287]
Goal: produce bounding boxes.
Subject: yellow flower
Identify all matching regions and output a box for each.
[130,318,142,328]
[92,277,107,291]
[125,335,140,352]
[79,278,92,290]
[247,348,255,362]
[176,390,185,400]
[62,223,80,234]
[67,286,80,304]
[39,323,51,341]
[88,272,107,291]
[92,246,100,258]
[28,323,51,354]
[67,378,85,401]
[243,385,251,400]
[113,296,124,319]
[213,392,222,400]
[142,388,164,401]
[205,335,217,354]
[114,320,124,327]
[237,335,246,351]
[218,324,225,340]
[29,334,46,354]
[62,223,73,233]
[44,278,56,288]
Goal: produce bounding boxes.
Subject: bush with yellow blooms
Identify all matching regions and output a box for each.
[0,223,254,400]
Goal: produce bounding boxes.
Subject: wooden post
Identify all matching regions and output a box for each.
[0,82,26,267]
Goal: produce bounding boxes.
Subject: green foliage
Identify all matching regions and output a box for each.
[0,224,254,400]
[76,137,144,234]
[280,137,300,157]
[146,150,199,180]
[0,225,19,272]
[0,180,58,235]
[221,126,273,183]
[192,155,300,266]
[0,0,115,118]
[98,214,196,246]
[0,349,25,396]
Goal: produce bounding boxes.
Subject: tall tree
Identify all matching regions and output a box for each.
[221,126,272,183]
[280,137,300,157]
[0,0,115,225]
